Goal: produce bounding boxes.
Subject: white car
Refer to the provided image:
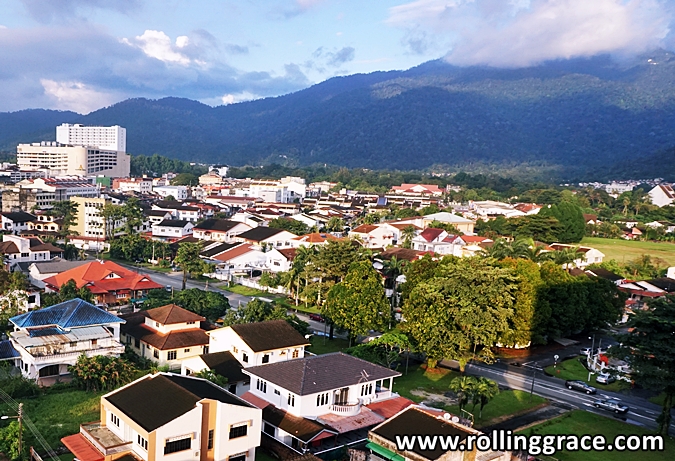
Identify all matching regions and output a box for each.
[596,373,616,384]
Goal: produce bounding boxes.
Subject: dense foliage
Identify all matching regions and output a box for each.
[219,299,309,335]
[69,354,136,392]
[142,288,230,323]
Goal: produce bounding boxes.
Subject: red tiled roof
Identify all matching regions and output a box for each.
[366,396,414,419]
[419,227,444,242]
[351,224,378,234]
[43,260,163,293]
[292,233,342,243]
[461,235,491,243]
[213,243,256,262]
[61,434,103,461]
[146,304,205,324]
[240,391,271,409]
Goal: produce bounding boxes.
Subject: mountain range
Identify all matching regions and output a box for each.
[3,50,675,180]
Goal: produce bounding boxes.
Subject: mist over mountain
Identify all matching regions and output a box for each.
[3,51,675,180]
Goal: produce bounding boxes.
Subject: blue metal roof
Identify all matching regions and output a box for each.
[0,340,20,360]
[10,298,125,329]
[28,326,67,337]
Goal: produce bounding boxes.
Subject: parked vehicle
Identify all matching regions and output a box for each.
[580,347,591,356]
[565,380,597,394]
[596,373,616,384]
[593,398,629,414]
[309,313,325,322]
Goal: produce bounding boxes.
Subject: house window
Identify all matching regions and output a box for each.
[230,454,247,461]
[155,322,160,327]
[164,436,192,455]
[203,346,209,354]
[154,349,160,359]
[262,354,270,364]
[110,413,119,427]
[292,349,299,359]
[242,352,248,363]
[288,393,295,407]
[135,338,140,348]
[184,348,190,353]
[187,321,195,325]
[21,253,28,258]
[207,430,214,450]
[91,339,97,346]
[256,379,267,393]
[274,389,280,395]
[137,435,148,451]
[229,424,248,439]
[70,342,77,347]
[232,346,238,353]
[167,351,177,360]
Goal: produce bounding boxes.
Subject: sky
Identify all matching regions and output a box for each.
[0,0,673,114]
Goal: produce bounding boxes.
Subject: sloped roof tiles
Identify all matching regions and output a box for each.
[10,298,124,329]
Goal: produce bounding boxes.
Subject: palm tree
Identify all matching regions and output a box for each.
[551,247,583,270]
[449,376,477,413]
[401,225,416,249]
[473,377,500,418]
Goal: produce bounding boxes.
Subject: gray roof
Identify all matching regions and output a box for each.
[31,259,89,275]
[155,219,192,228]
[229,320,310,352]
[244,352,400,396]
[0,212,36,223]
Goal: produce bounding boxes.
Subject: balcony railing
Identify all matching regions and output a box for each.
[28,343,125,363]
[80,422,132,456]
[329,401,361,416]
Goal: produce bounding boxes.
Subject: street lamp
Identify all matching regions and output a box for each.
[1,403,23,459]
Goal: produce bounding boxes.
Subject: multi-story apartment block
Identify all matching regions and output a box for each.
[17,142,130,177]
[56,123,126,152]
[154,185,189,200]
[16,177,101,202]
[72,197,125,241]
[113,177,153,194]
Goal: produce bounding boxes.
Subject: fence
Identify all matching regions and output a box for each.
[204,273,290,295]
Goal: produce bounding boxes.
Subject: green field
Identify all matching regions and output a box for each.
[581,237,675,266]
[307,336,350,355]
[545,358,629,393]
[520,410,675,461]
[220,284,278,298]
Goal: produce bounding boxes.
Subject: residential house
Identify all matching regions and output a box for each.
[240,352,407,455]
[396,213,475,235]
[24,213,63,239]
[207,243,267,277]
[235,227,298,250]
[469,201,525,220]
[113,177,153,195]
[182,320,310,396]
[349,223,420,249]
[231,211,270,228]
[193,219,252,243]
[9,298,125,384]
[0,234,63,267]
[0,211,36,234]
[291,233,343,247]
[411,229,465,256]
[62,372,262,461]
[152,201,200,222]
[266,248,297,273]
[152,220,195,241]
[154,185,189,200]
[121,304,210,369]
[548,243,604,268]
[367,406,512,461]
[513,203,542,215]
[145,210,173,225]
[43,260,163,306]
[648,184,675,207]
[208,320,310,367]
[389,184,444,196]
[28,259,90,288]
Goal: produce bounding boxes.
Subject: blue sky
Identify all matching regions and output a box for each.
[0,0,673,113]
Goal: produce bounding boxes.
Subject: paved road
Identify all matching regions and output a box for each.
[444,359,671,433]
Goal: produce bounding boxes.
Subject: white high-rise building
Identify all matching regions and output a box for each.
[17,142,130,178]
[56,123,126,152]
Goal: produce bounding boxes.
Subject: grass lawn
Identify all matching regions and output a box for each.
[446,390,547,428]
[307,336,351,355]
[581,237,675,266]
[519,410,675,461]
[254,449,278,461]
[545,358,629,393]
[394,365,546,427]
[287,304,321,314]
[220,284,277,298]
[0,388,103,450]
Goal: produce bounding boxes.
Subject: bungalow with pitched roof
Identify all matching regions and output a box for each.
[649,184,675,207]
[193,219,252,243]
[266,248,297,272]
[61,372,262,461]
[8,298,125,384]
[240,352,410,455]
[235,227,298,250]
[411,229,465,256]
[152,219,194,241]
[120,304,210,368]
[43,260,163,306]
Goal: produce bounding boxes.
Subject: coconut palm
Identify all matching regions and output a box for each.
[472,377,500,418]
[401,225,416,249]
[449,376,477,413]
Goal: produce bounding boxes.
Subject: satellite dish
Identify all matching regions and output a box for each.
[451,416,460,423]
[443,413,451,420]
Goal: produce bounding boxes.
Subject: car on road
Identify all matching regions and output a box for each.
[595,373,616,384]
[308,313,325,322]
[593,398,629,414]
[565,380,597,394]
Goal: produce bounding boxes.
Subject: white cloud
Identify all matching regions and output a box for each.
[220,91,260,105]
[40,79,120,113]
[387,0,673,67]
[0,26,7,29]
[122,30,192,65]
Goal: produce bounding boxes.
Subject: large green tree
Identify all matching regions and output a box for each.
[323,260,389,341]
[539,202,585,243]
[498,258,544,347]
[402,257,517,369]
[174,242,208,290]
[615,296,675,435]
[268,217,309,236]
[219,299,309,335]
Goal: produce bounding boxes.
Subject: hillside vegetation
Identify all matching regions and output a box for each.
[3,51,675,179]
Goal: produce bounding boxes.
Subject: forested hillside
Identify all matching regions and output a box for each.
[3,51,675,179]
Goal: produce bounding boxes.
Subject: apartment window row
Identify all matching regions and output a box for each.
[229,424,248,440]
[256,379,267,393]
[287,393,295,407]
